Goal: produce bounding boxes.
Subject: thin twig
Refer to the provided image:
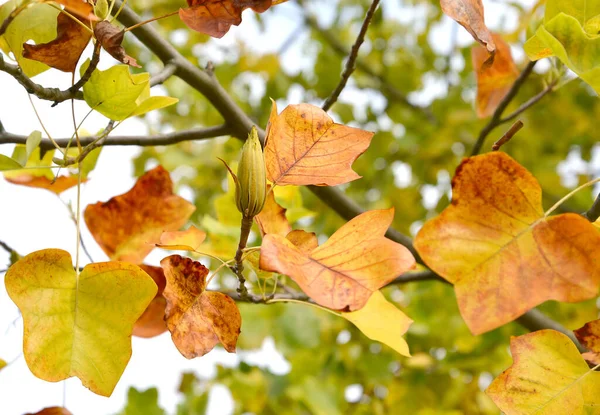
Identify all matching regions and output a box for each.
[150,62,177,86]
[471,61,537,156]
[498,79,558,124]
[583,193,600,222]
[62,42,102,102]
[0,54,84,103]
[492,120,523,151]
[322,0,380,112]
[0,124,233,150]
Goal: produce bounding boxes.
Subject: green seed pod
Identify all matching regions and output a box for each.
[235,126,266,217]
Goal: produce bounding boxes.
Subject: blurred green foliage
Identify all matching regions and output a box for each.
[118,0,600,413]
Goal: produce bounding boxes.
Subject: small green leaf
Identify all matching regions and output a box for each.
[119,387,166,415]
[79,147,102,180]
[25,131,42,162]
[0,154,23,171]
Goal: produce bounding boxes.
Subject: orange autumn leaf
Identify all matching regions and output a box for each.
[94,21,140,68]
[84,166,196,263]
[260,208,415,311]
[285,229,318,254]
[156,225,207,252]
[472,33,519,118]
[254,185,291,237]
[26,408,72,415]
[575,319,600,354]
[133,265,168,338]
[264,102,374,186]
[414,152,600,335]
[441,0,495,57]
[5,174,80,194]
[179,0,287,38]
[161,255,241,358]
[23,12,91,73]
[55,0,98,21]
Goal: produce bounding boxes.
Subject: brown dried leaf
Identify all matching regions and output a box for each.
[5,174,81,194]
[472,33,519,118]
[26,408,73,415]
[575,320,600,354]
[94,20,140,67]
[260,209,416,311]
[55,0,98,21]
[161,255,241,358]
[84,166,196,263]
[23,12,91,73]
[179,0,286,38]
[264,102,374,186]
[441,0,495,57]
[133,265,168,338]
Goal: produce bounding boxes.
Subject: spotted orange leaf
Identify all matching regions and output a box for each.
[285,229,318,254]
[472,33,519,118]
[23,12,91,72]
[179,0,287,38]
[133,265,168,338]
[441,0,495,56]
[575,319,600,354]
[161,255,241,358]
[414,152,600,335]
[264,102,374,186]
[84,166,196,263]
[260,208,415,311]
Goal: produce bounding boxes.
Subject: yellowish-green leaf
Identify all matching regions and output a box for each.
[5,249,157,396]
[0,358,6,371]
[0,154,23,171]
[0,0,59,77]
[525,0,600,93]
[486,329,600,414]
[342,291,412,357]
[81,62,178,121]
[4,147,54,179]
[25,131,42,163]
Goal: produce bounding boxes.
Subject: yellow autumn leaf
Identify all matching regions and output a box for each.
[5,249,157,396]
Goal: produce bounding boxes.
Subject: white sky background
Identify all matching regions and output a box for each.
[0,0,584,414]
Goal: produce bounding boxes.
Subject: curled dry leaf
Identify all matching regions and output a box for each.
[26,408,73,415]
[84,166,196,263]
[254,185,291,237]
[264,102,374,186]
[486,330,600,414]
[133,265,168,338]
[415,152,600,335]
[472,33,519,118]
[260,208,416,311]
[5,249,157,396]
[342,291,412,357]
[179,0,287,38]
[23,12,91,72]
[575,319,600,354]
[94,20,140,67]
[156,225,207,252]
[161,255,241,358]
[441,0,495,59]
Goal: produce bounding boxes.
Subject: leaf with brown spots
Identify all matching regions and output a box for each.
[133,265,168,338]
[414,152,600,335]
[84,166,196,263]
[23,12,91,73]
[94,20,140,68]
[161,255,241,358]
[441,0,495,59]
[472,33,519,118]
[486,330,600,414]
[179,0,287,38]
[575,319,600,354]
[264,102,374,186]
[285,229,318,254]
[156,225,207,252]
[260,208,416,311]
[254,185,291,237]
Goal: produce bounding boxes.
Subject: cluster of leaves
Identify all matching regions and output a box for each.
[3,0,600,413]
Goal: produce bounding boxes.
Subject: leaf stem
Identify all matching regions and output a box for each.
[123,10,179,32]
[266,298,341,316]
[545,177,600,217]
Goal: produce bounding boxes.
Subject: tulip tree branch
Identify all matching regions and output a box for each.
[321,0,381,112]
[150,61,178,86]
[583,193,600,222]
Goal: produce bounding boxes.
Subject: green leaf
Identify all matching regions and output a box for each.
[81,61,178,121]
[0,154,23,171]
[119,387,166,415]
[0,0,59,77]
[525,0,600,93]
[25,130,42,162]
[79,146,102,180]
[5,249,157,396]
